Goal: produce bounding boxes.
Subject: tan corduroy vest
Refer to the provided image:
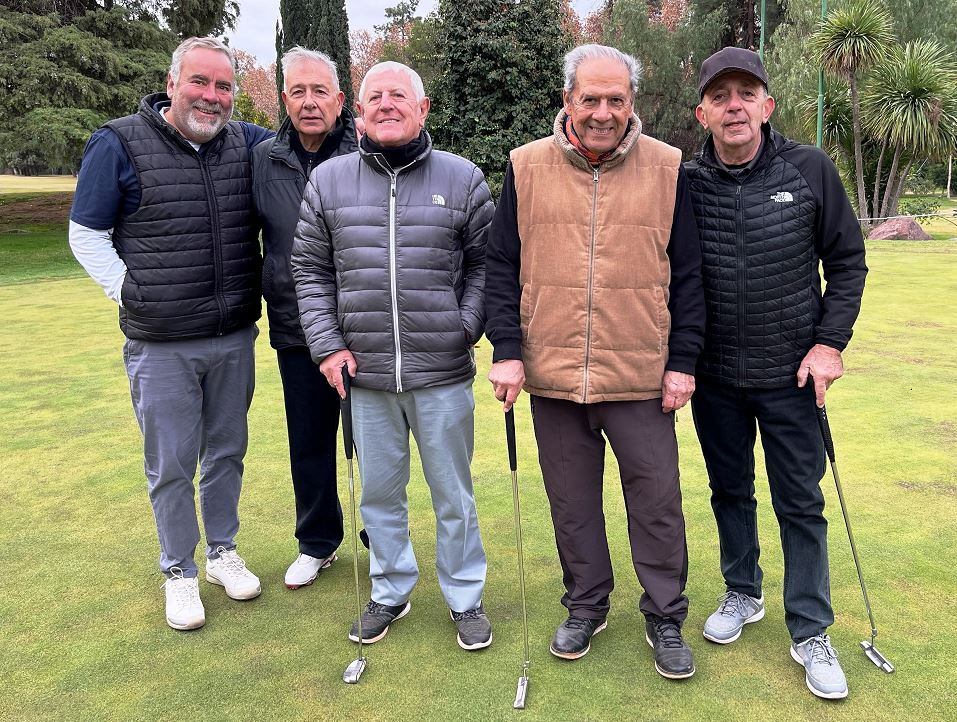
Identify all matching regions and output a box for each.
[510,111,681,403]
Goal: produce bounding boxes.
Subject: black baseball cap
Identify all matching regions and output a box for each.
[698,47,769,99]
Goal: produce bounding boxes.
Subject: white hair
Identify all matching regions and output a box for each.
[359,61,426,103]
[281,46,340,92]
[563,44,641,96]
[169,36,236,88]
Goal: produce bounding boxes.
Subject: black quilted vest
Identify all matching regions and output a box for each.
[106,94,261,341]
[685,127,820,387]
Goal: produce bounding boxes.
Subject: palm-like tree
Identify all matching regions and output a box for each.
[863,40,957,218]
[812,0,894,225]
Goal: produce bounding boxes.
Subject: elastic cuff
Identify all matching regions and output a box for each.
[665,355,697,375]
[491,341,523,363]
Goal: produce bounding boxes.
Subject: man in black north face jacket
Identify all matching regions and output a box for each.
[684,48,867,700]
[252,47,358,590]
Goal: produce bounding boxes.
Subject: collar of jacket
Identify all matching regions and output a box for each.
[138,92,229,155]
[359,129,433,176]
[268,107,358,164]
[696,122,793,173]
[552,108,643,172]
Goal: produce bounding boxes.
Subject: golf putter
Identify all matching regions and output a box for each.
[341,367,368,684]
[817,404,895,673]
[505,408,531,708]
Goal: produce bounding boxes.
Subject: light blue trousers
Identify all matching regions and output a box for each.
[352,380,487,612]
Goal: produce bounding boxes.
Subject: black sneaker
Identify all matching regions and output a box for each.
[549,615,607,660]
[348,599,411,643]
[450,604,493,650]
[645,615,695,679]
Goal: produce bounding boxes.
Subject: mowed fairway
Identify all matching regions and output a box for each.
[1,194,955,720]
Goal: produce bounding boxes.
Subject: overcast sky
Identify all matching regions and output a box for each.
[228,0,606,65]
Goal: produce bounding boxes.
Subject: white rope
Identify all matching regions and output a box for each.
[858,210,957,223]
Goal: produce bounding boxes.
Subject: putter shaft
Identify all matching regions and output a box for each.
[341,367,368,684]
[506,409,531,708]
[817,405,894,674]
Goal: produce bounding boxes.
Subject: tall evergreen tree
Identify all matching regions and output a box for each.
[0,3,176,173]
[431,0,568,196]
[276,0,353,109]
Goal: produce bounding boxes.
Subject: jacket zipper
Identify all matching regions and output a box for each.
[200,158,228,336]
[370,153,420,394]
[583,166,600,401]
[735,184,746,382]
[388,173,402,392]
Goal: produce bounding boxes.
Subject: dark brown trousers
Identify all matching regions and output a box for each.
[530,394,689,622]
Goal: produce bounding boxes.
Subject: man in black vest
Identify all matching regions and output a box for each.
[252,47,358,590]
[69,37,273,631]
[684,48,867,699]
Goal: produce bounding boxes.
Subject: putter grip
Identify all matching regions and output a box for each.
[816,404,836,464]
[505,408,517,472]
[340,366,353,460]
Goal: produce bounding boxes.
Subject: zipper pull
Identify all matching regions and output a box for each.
[735,185,741,210]
[593,167,599,183]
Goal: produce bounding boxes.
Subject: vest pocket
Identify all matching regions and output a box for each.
[121,272,145,313]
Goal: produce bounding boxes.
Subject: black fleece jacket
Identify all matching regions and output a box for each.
[485,161,706,375]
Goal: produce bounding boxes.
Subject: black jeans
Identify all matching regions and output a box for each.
[276,346,343,558]
[691,380,833,641]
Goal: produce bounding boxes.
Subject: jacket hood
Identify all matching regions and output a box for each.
[139,92,230,154]
[552,108,643,172]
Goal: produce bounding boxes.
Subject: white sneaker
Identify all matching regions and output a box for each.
[285,552,337,589]
[205,547,262,600]
[163,568,205,630]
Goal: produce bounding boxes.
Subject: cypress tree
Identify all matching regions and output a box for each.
[430,0,567,196]
[276,0,354,109]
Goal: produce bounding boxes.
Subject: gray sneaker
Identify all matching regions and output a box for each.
[702,591,765,644]
[790,634,848,699]
[450,604,492,650]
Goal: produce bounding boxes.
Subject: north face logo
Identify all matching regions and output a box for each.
[432,194,446,206]
[771,191,794,203]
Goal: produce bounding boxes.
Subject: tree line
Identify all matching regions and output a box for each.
[3,0,957,213]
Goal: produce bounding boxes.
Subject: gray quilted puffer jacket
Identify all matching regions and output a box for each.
[291,132,493,393]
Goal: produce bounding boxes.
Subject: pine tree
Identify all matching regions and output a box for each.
[276,0,354,109]
[431,0,568,196]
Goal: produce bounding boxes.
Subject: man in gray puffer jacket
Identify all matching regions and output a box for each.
[291,62,495,651]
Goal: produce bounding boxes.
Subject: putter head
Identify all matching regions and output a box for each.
[343,657,367,684]
[513,675,528,709]
[861,640,895,673]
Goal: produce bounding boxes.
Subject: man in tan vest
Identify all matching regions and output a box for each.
[485,44,705,679]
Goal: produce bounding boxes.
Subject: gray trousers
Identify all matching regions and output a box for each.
[123,325,256,577]
[351,380,487,612]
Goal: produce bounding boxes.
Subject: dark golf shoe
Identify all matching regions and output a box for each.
[348,599,411,643]
[645,616,695,679]
[549,615,607,659]
[450,604,493,650]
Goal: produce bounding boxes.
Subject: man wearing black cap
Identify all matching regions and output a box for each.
[684,47,867,700]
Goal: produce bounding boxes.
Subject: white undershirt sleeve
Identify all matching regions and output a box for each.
[68,220,127,307]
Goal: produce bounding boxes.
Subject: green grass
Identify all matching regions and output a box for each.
[1,211,955,720]
[899,194,957,240]
[0,175,77,194]
[0,192,81,284]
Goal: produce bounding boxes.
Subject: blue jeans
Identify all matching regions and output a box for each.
[351,380,487,612]
[691,380,833,641]
[124,325,256,577]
